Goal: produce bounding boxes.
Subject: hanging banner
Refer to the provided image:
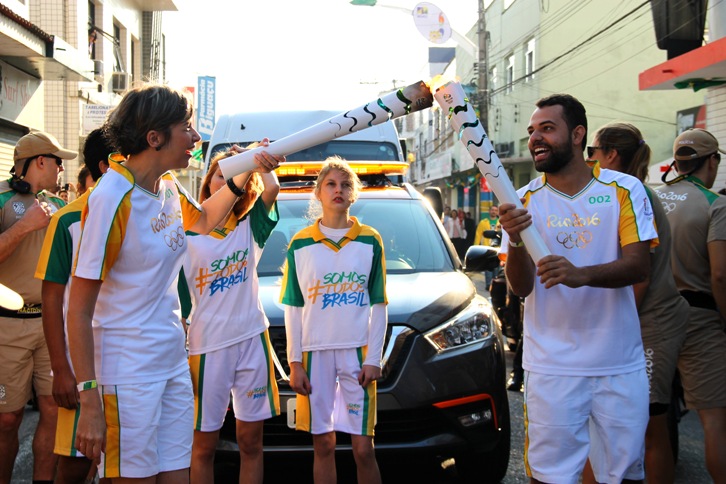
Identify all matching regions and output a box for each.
[197,76,216,141]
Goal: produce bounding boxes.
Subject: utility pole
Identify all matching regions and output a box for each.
[477,0,488,133]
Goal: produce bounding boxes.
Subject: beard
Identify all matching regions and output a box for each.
[531,137,575,174]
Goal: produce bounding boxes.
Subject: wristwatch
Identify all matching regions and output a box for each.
[226,178,246,197]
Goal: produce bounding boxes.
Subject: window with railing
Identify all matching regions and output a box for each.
[525,38,535,82]
[506,54,514,93]
[88,1,96,59]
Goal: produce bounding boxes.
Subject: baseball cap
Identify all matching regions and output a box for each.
[673,128,725,161]
[13,131,78,162]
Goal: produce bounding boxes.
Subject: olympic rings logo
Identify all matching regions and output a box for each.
[164,226,185,251]
[662,202,676,214]
[556,230,593,249]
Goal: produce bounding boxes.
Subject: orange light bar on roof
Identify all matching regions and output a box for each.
[276,162,408,177]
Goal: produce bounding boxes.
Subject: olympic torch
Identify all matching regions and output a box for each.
[433,81,550,263]
[218,81,434,179]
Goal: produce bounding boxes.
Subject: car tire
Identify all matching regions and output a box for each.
[455,394,511,483]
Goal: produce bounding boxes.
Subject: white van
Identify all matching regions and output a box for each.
[204,110,405,171]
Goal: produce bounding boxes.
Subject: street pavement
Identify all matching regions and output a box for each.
[11,272,712,483]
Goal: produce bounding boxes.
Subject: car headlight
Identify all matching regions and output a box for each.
[423,300,494,352]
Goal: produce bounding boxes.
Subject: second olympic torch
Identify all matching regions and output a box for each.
[433,81,550,263]
[218,81,433,179]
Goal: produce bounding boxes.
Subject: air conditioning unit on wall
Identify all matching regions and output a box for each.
[111,72,129,93]
[93,60,103,75]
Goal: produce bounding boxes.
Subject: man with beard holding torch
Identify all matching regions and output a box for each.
[498,94,657,484]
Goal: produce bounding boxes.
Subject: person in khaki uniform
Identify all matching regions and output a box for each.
[655,128,726,484]
[0,131,75,483]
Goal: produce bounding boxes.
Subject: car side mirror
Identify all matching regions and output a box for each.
[482,229,501,240]
[464,245,501,272]
[423,187,444,220]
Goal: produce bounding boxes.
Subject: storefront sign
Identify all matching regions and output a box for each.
[0,60,40,122]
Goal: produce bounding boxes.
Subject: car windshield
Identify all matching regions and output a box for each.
[209,140,401,163]
[257,198,454,276]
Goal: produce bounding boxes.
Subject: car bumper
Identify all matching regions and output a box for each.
[217,326,508,457]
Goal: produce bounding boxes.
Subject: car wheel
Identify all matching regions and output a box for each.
[455,395,511,483]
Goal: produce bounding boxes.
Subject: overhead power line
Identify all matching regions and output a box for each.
[490,0,650,96]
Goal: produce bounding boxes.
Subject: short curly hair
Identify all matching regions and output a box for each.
[535,94,588,151]
[104,84,192,156]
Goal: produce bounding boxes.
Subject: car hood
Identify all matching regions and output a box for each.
[259,271,477,333]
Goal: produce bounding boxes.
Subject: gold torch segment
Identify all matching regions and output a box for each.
[398,80,434,113]
[218,81,433,179]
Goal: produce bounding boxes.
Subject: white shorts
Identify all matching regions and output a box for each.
[99,372,193,479]
[524,370,648,484]
[296,347,377,436]
[188,331,280,431]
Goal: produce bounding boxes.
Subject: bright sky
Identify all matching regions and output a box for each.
[164,0,479,115]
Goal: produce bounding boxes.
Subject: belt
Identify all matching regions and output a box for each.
[679,290,717,312]
[0,303,42,319]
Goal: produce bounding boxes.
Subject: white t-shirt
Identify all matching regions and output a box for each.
[280,217,387,358]
[74,161,202,385]
[182,198,278,355]
[502,163,658,376]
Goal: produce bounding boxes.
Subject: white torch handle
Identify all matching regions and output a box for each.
[218,81,433,180]
[218,124,338,179]
[433,81,550,263]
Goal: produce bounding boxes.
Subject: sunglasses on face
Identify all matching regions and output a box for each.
[586,146,603,159]
[42,154,64,167]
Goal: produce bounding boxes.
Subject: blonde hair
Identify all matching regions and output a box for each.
[306,156,363,221]
[200,144,264,219]
[313,156,362,202]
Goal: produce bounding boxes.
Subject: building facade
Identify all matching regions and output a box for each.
[0,0,178,194]
[639,0,726,191]
[409,0,707,221]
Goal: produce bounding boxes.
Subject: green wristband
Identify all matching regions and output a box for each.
[77,380,98,392]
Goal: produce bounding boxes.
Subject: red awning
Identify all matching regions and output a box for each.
[639,37,726,91]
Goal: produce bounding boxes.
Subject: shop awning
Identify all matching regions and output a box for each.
[0,4,94,82]
[639,37,726,91]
